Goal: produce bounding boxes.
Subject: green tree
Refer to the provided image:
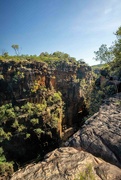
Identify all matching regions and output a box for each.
[94,26,121,65]
[2,52,9,58]
[115,26,121,38]
[11,44,19,55]
[113,26,121,62]
[53,51,70,59]
[94,44,114,64]
[40,52,49,57]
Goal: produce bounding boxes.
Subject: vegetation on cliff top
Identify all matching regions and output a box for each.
[0,51,76,64]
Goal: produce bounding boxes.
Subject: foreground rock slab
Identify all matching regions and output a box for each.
[66,93,121,167]
[11,147,121,180]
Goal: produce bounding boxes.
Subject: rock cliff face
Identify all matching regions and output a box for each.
[65,93,121,167]
[0,59,93,178]
[0,60,92,133]
[11,147,121,180]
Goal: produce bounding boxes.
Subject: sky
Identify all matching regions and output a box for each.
[0,0,121,66]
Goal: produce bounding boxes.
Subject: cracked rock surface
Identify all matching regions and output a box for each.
[11,147,121,180]
[66,93,121,167]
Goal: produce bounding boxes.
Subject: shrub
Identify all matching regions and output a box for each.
[0,162,13,177]
[0,147,6,162]
[31,118,39,126]
[75,164,95,180]
[25,133,31,139]
[34,128,44,138]
[53,92,62,102]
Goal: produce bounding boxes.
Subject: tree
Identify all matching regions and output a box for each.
[40,52,49,57]
[93,26,121,78]
[115,26,121,39]
[113,26,121,61]
[94,26,121,64]
[1,49,9,57]
[3,52,9,57]
[11,44,19,55]
[78,59,86,65]
[52,51,70,59]
[94,44,114,64]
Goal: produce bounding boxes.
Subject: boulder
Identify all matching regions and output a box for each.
[65,93,121,167]
[11,147,121,180]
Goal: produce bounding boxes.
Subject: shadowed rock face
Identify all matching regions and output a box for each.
[11,147,121,180]
[65,93,121,167]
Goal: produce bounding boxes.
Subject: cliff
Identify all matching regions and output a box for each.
[65,93,121,168]
[0,59,93,178]
[0,59,92,134]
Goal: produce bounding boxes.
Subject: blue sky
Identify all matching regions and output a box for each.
[0,0,121,65]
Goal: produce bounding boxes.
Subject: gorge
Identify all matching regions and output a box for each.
[0,58,93,178]
[0,51,121,179]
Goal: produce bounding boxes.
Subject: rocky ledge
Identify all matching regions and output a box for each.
[66,93,121,167]
[11,147,121,180]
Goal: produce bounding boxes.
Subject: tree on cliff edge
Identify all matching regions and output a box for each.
[11,44,20,56]
[94,26,121,64]
[94,44,114,64]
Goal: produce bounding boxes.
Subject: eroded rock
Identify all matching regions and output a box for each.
[11,147,121,180]
[65,93,121,167]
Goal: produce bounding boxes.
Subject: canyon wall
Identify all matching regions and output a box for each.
[0,59,92,136]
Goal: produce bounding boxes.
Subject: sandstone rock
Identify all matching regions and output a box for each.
[65,93,121,167]
[11,147,121,180]
[0,60,92,128]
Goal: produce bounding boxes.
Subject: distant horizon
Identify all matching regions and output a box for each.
[1,0,121,66]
